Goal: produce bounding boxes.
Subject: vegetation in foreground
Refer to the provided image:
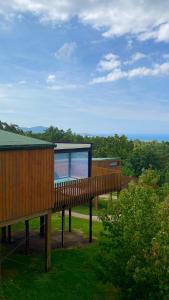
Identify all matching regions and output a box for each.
[97,170,169,300]
[0,215,118,300]
[0,245,119,300]
[72,197,113,216]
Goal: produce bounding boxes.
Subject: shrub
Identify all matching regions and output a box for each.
[97,180,169,299]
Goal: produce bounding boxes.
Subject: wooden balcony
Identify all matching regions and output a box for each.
[54,173,122,210]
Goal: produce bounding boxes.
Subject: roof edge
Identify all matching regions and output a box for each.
[0,144,55,151]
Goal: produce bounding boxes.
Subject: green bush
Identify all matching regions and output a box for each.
[98,198,109,210]
[97,178,169,299]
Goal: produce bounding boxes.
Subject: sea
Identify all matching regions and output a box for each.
[126,134,169,142]
[84,133,169,142]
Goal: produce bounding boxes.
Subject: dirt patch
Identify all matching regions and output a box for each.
[1,230,95,256]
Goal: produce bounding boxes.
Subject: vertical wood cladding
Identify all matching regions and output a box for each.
[92,159,121,175]
[0,148,54,224]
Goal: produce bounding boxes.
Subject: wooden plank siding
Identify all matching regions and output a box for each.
[54,173,122,210]
[92,166,117,177]
[0,148,54,225]
[92,159,121,175]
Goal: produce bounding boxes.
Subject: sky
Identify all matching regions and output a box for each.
[0,0,169,134]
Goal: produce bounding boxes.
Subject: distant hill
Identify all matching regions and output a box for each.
[21,126,47,133]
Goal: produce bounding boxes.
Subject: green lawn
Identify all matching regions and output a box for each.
[10,213,103,239]
[0,245,119,300]
[72,196,117,216]
[0,215,119,300]
[72,205,99,216]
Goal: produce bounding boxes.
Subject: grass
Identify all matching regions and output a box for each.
[72,196,117,216]
[72,205,99,216]
[0,245,119,300]
[0,215,119,300]
[10,213,103,239]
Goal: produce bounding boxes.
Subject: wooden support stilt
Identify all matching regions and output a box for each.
[68,208,72,233]
[61,208,65,248]
[89,199,92,243]
[8,225,11,243]
[25,220,29,255]
[45,212,51,272]
[0,231,3,280]
[1,227,7,243]
[40,216,45,237]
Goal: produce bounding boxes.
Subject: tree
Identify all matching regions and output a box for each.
[97,177,169,299]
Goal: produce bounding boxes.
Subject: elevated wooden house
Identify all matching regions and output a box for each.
[0,132,128,273]
[0,130,54,271]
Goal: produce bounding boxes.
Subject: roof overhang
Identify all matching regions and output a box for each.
[54,143,92,153]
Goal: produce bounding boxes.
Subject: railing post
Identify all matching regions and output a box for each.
[69,208,72,232]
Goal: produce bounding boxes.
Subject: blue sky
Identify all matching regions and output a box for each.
[1,1,169,134]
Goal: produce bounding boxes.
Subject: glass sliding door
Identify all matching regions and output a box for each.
[54,150,89,182]
[70,151,88,179]
[54,152,69,180]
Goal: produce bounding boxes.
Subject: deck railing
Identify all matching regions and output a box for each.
[54,173,122,210]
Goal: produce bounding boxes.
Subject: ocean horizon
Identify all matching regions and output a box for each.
[125,134,169,142]
[85,133,169,141]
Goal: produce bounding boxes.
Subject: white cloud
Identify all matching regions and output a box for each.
[92,69,127,84]
[97,53,121,72]
[139,23,169,42]
[127,39,133,49]
[48,83,78,90]
[125,52,146,65]
[47,74,56,83]
[54,42,77,60]
[0,88,7,99]
[18,80,26,85]
[1,1,169,43]
[163,53,169,60]
[91,54,169,84]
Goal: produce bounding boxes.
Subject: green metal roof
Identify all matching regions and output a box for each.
[0,129,54,151]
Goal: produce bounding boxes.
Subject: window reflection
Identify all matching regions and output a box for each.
[54,151,89,180]
[71,152,88,178]
[54,153,69,179]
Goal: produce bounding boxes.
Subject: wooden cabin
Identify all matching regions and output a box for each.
[0,133,127,274]
[0,129,54,227]
[0,130,54,272]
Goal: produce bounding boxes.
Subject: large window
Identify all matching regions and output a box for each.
[54,151,89,180]
[54,153,69,179]
[70,151,88,178]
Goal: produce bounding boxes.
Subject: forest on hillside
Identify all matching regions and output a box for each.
[1,121,169,181]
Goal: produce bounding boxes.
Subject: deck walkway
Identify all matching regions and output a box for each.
[54,173,131,210]
[65,210,100,222]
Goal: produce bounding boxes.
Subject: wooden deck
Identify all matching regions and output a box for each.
[54,173,127,210]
